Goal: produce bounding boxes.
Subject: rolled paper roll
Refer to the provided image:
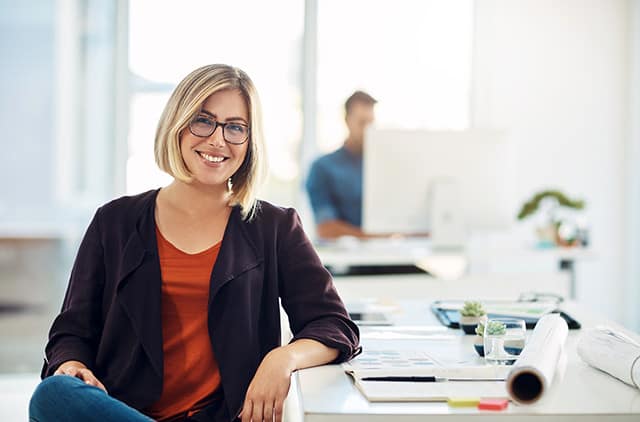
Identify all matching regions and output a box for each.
[577,326,640,389]
[506,314,568,404]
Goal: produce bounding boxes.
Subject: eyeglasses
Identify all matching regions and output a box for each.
[189,114,250,145]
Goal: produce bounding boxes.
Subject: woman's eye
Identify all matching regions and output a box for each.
[195,116,213,125]
[228,124,246,134]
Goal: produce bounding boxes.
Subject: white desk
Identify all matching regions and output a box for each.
[331,273,571,303]
[314,239,594,299]
[293,302,640,421]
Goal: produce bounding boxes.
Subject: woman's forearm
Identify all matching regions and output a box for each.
[281,339,340,372]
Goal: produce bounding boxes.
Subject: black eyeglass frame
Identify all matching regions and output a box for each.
[188,116,250,145]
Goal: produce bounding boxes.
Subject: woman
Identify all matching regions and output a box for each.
[29,64,360,422]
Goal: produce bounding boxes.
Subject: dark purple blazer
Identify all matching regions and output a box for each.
[41,189,360,421]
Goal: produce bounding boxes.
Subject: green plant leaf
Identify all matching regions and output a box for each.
[517,190,585,220]
[486,320,507,336]
[460,301,486,317]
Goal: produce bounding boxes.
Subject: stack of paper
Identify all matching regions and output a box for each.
[343,350,510,402]
[577,326,640,389]
[347,376,508,402]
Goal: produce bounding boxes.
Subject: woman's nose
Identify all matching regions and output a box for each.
[207,125,226,147]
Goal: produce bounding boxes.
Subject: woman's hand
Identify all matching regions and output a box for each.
[54,360,107,393]
[240,347,295,422]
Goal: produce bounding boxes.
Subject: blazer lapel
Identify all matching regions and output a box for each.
[209,206,263,301]
[115,195,164,378]
[113,199,263,381]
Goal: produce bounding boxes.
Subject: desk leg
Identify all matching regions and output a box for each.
[559,258,576,299]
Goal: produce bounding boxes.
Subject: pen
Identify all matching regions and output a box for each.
[360,376,438,382]
[360,376,505,382]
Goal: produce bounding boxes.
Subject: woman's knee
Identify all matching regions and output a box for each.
[29,376,83,419]
[35,375,82,396]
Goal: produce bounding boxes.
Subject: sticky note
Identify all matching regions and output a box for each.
[447,397,480,407]
[478,398,509,410]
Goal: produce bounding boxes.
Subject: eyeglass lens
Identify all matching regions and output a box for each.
[190,116,248,144]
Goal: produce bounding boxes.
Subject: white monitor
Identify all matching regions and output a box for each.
[362,129,516,237]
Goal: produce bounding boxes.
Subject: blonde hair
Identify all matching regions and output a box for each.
[155,64,267,220]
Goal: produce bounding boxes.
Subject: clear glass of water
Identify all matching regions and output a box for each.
[483,318,526,365]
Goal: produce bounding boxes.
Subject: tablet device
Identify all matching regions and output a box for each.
[431,301,581,330]
[349,311,393,326]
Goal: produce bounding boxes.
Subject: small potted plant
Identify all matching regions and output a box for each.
[483,319,526,363]
[473,321,485,356]
[517,189,586,248]
[459,301,487,335]
[483,320,507,361]
[475,320,523,358]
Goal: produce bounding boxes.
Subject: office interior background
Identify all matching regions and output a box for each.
[0,0,639,414]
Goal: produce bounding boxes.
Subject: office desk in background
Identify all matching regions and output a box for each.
[0,222,79,373]
[314,238,595,299]
[0,224,66,308]
[292,301,640,422]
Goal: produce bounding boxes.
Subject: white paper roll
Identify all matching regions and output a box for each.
[506,314,569,404]
[577,326,640,389]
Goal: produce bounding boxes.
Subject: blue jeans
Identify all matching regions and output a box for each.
[29,375,155,422]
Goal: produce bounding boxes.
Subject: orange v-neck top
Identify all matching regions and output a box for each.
[146,227,222,421]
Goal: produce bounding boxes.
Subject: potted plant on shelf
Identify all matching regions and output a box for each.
[459,301,487,335]
[517,189,586,248]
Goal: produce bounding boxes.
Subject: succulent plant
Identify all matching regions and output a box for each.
[486,320,507,336]
[475,321,485,337]
[517,190,585,221]
[460,301,486,317]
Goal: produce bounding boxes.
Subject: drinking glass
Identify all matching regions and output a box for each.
[483,318,526,365]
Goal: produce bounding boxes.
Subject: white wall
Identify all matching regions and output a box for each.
[626,0,640,331]
[0,1,56,213]
[473,0,630,324]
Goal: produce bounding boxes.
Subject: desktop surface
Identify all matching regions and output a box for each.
[314,237,594,267]
[295,301,640,421]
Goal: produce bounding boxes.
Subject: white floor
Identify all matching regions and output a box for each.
[0,373,39,422]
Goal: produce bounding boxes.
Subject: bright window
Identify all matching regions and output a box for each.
[127,1,473,207]
[316,0,474,152]
[127,0,304,205]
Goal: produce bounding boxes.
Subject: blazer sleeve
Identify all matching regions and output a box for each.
[41,209,106,378]
[277,208,360,363]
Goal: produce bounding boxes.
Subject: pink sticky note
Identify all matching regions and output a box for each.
[478,398,509,411]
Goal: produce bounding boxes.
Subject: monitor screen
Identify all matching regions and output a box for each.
[362,129,516,235]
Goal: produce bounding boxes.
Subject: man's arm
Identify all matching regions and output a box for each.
[316,219,368,239]
[317,220,429,240]
[306,159,394,240]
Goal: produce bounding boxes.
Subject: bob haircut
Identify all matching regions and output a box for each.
[154,64,267,220]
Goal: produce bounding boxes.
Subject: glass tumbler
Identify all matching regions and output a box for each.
[483,318,526,365]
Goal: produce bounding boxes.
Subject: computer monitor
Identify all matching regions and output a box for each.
[362,129,516,240]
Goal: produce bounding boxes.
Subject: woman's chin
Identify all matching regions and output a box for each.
[189,177,229,191]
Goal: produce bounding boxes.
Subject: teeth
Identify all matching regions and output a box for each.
[200,152,224,163]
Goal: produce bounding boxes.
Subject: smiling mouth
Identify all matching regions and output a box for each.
[197,151,228,163]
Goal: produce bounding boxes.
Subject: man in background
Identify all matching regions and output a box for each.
[306,91,376,239]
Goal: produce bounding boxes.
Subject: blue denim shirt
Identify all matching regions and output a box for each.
[306,146,363,227]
